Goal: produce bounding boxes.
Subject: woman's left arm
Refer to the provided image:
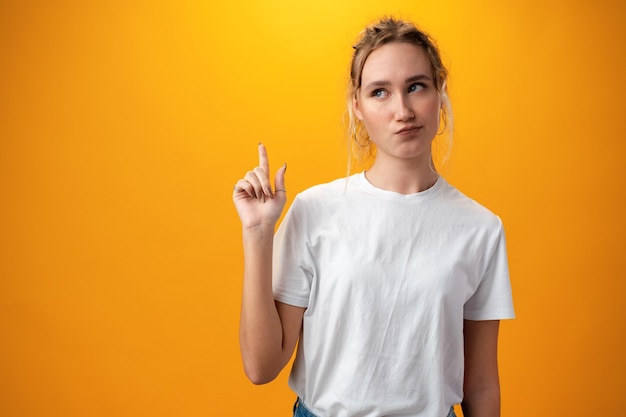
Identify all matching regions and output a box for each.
[461,319,501,417]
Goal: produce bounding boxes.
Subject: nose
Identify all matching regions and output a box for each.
[393,94,414,121]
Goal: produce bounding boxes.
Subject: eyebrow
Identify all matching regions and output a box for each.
[362,74,432,91]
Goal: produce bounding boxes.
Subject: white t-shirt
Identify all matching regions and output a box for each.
[273,173,515,417]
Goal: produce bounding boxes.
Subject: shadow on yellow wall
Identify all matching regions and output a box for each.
[1,1,625,416]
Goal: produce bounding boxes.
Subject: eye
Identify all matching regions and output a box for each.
[371,89,389,99]
[409,82,426,93]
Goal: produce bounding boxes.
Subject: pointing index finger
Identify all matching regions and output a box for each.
[258,142,270,173]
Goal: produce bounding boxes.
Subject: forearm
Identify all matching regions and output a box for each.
[239,224,286,384]
[461,381,501,417]
[462,319,501,417]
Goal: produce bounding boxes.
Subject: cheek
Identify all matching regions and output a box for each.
[359,105,387,126]
[421,99,442,121]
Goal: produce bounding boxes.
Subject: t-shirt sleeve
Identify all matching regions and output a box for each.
[464,218,515,320]
[272,196,314,308]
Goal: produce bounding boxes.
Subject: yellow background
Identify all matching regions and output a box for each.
[1,0,624,416]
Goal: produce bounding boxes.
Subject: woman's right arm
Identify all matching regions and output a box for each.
[233,144,305,385]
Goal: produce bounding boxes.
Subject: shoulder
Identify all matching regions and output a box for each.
[298,176,348,196]
[278,177,348,226]
[438,179,504,231]
[292,176,351,207]
[278,176,350,234]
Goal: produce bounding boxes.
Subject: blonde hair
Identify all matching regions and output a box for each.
[346,17,453,172]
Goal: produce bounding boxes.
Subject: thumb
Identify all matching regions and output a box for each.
[274,163,287,193]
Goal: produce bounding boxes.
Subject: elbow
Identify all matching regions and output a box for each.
[243,362,280,385]
[247,374,275,386]
[245,371,275,386]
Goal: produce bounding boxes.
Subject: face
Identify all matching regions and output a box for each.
[353,42,441,164]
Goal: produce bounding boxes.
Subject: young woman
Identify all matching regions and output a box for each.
[233,17,514,417]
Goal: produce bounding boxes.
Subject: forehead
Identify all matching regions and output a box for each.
[361,42,431,84]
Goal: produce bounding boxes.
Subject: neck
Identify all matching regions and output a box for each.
[365,156,438,195]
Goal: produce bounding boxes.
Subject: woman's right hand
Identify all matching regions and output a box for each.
[233,143,287,229]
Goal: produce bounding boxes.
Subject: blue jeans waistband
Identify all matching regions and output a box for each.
[293,398,318,417]
[293,398,457,417]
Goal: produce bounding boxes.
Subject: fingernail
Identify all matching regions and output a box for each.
[283,162,287,172]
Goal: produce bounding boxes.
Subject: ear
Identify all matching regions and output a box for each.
[438,81,447,109]
[352,95,364,121]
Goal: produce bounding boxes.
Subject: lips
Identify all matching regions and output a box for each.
[395,126,422,134]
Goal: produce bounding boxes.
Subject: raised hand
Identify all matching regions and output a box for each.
[233,143,287,229]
